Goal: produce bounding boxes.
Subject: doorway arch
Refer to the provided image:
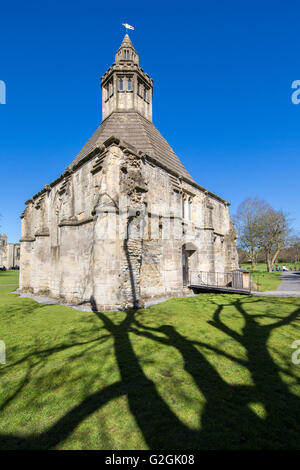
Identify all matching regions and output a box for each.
[182,243,197,285]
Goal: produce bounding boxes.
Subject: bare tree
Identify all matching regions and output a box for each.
[237,248,249,264]
[260,209,291,271]
[233,198,270,269]
[234,199,291,271]
[282,236,300,264]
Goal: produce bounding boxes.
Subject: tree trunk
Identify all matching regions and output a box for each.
[267,259,273,272]
[266,252,273,272]
[271,248,280,271]
[250,249,256,270]
[266,248,280,272]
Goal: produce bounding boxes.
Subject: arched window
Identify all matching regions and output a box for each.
[119,79,123,91]
[128,78,132,91]
[188,198,192,220]
[144,87,147,100]
[208,207,213,226]
[137,81,141,95]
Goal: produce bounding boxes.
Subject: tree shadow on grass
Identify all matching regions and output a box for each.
[0,298,300,449]
[129,299,300,449]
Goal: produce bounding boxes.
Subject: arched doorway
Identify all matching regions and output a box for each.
[182,242,197,286]
[182,250,188,285]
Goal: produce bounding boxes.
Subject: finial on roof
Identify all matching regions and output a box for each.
[122,23,135,33]
[120,33,134,48]
[115,30,139,65]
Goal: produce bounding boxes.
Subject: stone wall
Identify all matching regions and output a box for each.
[0,235,20,269]
[19,138,238,311]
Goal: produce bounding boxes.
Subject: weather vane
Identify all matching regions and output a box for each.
[122,23,135,34]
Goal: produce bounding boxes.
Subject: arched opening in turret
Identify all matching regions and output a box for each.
[102,34,152,121]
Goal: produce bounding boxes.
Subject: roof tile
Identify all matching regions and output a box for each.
[71,112,195,183]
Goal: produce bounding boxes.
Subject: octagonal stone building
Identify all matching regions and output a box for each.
[19,34,238,310]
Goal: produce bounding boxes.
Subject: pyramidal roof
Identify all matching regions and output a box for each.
[119,33,134,49]
[71,112,195,182]
[69,34,195,184]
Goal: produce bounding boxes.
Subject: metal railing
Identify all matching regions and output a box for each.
[188,270,254,293]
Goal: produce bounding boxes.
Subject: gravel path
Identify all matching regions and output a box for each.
[253,272,300,297]
[6,274,300,306]
[0,283,19,286]
[15,291,93,311]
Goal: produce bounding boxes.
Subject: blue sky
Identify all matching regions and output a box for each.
[1,0,300,242]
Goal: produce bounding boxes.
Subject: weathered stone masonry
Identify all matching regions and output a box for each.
[19,34,238,311]
[0,234,20,269]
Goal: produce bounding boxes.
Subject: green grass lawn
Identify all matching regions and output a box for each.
[1,270,300,449]
[241,262,298,272]
[241,263,283,292]
[0,269,20,285]
[251,272,282,292]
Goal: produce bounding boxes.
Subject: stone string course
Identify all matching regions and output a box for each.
[19,138,238,310]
